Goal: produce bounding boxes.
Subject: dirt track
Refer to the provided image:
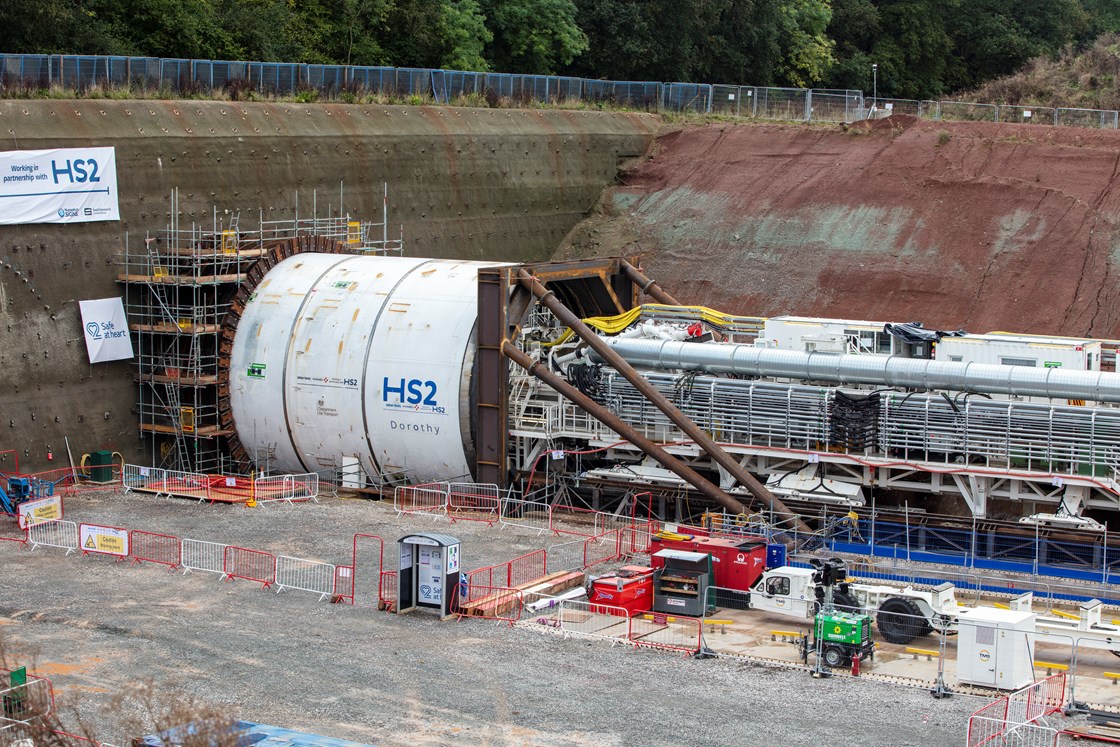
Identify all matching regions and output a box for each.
[559,115,1120,338]
[0,491,982,746]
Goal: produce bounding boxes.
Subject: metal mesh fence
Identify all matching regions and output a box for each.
[0,54,1116,129]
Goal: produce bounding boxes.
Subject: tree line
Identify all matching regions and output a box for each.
[2,0,1117,99]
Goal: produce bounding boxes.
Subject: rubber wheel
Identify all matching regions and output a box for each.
[833,591,860,613]
[876,596,927,644]
[823,646,847,669]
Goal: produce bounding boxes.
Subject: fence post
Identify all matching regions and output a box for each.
[804,89,812,122]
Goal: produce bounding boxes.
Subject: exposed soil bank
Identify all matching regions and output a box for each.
[560,115,1120,338]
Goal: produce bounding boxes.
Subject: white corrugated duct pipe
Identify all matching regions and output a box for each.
[593,338,1120,404]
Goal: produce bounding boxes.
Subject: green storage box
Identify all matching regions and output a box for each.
[89,450,114,483]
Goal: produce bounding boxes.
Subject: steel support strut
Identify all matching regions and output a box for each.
[516,269,810,534]
[620,259,682,305]
[501,341,746,514]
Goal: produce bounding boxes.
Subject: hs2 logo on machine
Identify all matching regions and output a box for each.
[383,377,445,414]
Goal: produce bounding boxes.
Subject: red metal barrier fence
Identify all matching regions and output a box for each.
[583,529,622,569]
[464,565,499,604]
[130,530,181,570]
[352,533,385,608]
[334,565,354,601]
[456,583,524,624]
[223,546,276,589]
[380,570,398,611]
[0,526,27,547]
[966,673,1066,747]
[507,549,547,587]
[628,612,703,654]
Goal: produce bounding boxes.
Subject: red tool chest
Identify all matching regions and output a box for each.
[590,565,654,616]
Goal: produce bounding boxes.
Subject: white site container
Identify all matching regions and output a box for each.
[955,607,1037,690]
[763,316,899,355]
[935,334,1101,372]
[229,254,508,483]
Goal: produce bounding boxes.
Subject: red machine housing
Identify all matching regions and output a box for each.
[649,535,767,592]
[590,565,654,616]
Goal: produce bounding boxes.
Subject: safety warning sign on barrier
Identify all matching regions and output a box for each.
[17,495,63,528]
[79,523,130,557]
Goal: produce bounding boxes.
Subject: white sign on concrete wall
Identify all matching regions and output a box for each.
[79,297,134,363]
[0,147,119,225]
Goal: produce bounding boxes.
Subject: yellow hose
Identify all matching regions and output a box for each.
[541,303,761,347]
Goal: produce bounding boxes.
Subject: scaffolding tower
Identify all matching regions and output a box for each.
[119,188,403,473]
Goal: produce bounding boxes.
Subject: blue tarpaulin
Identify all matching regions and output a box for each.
[135,721,376,747]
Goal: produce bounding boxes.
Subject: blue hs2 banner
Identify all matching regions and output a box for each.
[0,147,119,225]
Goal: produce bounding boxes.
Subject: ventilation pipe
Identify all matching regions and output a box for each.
[596,338,1120,404]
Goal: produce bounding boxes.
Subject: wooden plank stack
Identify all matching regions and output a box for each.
[459,570,585,618]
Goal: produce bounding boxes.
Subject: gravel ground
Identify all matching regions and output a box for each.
[0,490,986,746]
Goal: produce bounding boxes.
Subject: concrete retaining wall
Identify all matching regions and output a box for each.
[0,100,657,471]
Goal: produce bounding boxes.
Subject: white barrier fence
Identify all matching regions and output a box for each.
[121,463,166,492]
[392,483,449,516]
[26,519,78,554]
[447,481,504,524]
[121,464,321,504]
[499,496,552,534]
[255,473,320,505]
[162,469,212,500]
[0,675,55,719]
[556,599,629,642]
[275,555,335,600]
[182,539,227,575]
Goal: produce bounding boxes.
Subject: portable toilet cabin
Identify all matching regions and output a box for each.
[397,532,461,619]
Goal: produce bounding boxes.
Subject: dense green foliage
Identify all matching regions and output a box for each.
[1,0,1117,97]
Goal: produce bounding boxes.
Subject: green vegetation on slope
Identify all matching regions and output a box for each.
[1,0,1118,99]
[959,33,1120,109]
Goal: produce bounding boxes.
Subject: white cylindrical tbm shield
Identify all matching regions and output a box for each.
[228,253,507,483]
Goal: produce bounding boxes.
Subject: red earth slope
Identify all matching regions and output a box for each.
[563,115,1120,337]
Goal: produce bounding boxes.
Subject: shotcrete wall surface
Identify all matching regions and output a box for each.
[0,100,656,470]
[564,115,1120,340]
